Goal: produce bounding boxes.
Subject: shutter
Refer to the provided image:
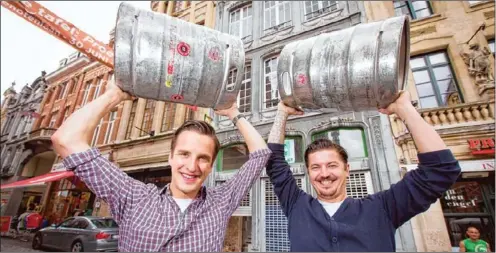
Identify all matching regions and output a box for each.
[346,171,374,198]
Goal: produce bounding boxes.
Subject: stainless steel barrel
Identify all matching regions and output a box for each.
[278,15,410,112]
[114,2,245,110]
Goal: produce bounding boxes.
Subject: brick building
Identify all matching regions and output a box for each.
[364,1,495,251]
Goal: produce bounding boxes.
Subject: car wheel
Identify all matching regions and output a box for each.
[71,241,84,252]
[32,234,42,250]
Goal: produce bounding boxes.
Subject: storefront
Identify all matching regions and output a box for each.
[127,166,172,188]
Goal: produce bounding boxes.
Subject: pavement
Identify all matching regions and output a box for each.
[0,237,42,252]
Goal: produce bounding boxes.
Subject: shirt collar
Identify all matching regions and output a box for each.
[160,183,207,201]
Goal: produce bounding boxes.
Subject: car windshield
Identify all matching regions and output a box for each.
[90,218,118,228]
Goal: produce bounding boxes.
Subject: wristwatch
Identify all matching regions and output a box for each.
[232,113,246,126]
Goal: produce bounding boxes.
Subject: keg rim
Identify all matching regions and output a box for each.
[397,15,410,93]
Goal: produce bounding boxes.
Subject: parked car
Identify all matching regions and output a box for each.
[32,216,119,252]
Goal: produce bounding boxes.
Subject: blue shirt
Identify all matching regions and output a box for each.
[266,143,461,252]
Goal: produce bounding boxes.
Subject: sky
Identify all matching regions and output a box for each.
[0,1,151,102]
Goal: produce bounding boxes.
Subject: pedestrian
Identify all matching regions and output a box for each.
[16,203,36,242]
[51,77,271,252]
[460,226,491,252]
[264,91,461,251]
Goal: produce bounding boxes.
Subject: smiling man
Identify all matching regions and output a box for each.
[266,91,461,252]
[51,78,271,252]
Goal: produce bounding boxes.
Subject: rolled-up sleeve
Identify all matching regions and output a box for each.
[63,148,151,224]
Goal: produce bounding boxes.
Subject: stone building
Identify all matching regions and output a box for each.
[0,71,49,216]
[364,1,495,251]
[211,1,416,251]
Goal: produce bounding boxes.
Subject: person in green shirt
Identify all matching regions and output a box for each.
[460,226,491,252]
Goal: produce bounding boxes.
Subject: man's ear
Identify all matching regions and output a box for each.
[345,163,350,174]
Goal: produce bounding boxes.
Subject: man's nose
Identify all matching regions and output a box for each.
[320,167,331,177]
[186,158,199,172]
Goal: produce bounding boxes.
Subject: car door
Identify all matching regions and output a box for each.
[61,218,88,251]
[43,218,75,250]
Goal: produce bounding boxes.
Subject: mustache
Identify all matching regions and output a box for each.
[317,174,338,181]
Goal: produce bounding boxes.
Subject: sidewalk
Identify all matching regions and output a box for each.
[0,237,41,252]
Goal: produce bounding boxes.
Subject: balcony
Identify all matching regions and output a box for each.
[27,128,57,141]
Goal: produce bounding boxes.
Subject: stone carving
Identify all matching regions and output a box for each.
[316,117,354,128]
[461,42,495,94]
[371,116,383,148]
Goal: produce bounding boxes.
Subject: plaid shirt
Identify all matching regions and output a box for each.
[63,147,271,252]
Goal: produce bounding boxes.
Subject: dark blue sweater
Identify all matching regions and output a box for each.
[266,143,461,252]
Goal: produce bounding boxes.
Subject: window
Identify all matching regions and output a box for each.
[393,1,432,20]
[125,100,138,139]
[238,64,252,113]
[488,39,495,55]
[63,107,71,122]
[81,80,92,105]
[283,137,304,163]
[304,1,337,20]
[229,4,253,41]
[410,51,461,109]
[313,128,368,159]
[141,100,156,136]
[58,218,76,228]
[92,77,104,100]
[218,143,250,171]
[263,1,291,34]
[23,116,33,134]
[57,82,67,100]
[91,218,118,228]
[263,56,280,109]
[15,117,25,136]
[104,111,117,144]
[161,103,176,132]
[67,77,77,94]
[91,118,103,146]
[49,112,58,128]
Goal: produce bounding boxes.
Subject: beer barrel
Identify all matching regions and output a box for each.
[114,2,245,110]
[278,15,410,112]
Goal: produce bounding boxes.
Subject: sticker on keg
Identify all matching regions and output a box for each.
[297,74,307,86]
[167,63,174,75]
[208,47,221,61]
[171,94,184,100]
[177,42,190,56]
[165,76,173,88]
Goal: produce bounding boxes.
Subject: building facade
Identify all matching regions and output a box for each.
[212,1,417,251]
[0,71,49,216]
[364,0,495,252]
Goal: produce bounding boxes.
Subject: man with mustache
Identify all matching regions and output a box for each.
[266,91,461,251]
[51,78,271,252]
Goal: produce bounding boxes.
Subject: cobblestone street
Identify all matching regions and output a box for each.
[0,237,42,252]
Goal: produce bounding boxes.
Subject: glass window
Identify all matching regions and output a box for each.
[263,1,291,34]
[410,51,462,109]
[73,219,90,229]
[229,4,253,41]
[67,77,78,94]
[393,1,432,20]
[125,100,138,139]
[58,218,76,228]
[284,137,304,163]
[49,112,58,128]
[220,143,250,171]
[91,218,118,228]
[238,64,252,113]
[92,77,104,101]
[263,56,280,109]
[313,128,368,159]
[81,80,92,106]
[57,82,67,100]
[141,100,156,136]
[161,103,176,132]
[304,1,337,20]
[104,111,117,144]
[91,118,103,146]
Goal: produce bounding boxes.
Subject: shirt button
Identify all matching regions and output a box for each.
[332,237,338,243]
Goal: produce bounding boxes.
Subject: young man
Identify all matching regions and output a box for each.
[51,78,271,252]
[266,91,461,251]
[460,226,491,252]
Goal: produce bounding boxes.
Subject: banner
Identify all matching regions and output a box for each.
[0,216,12,233]
[1,1,114,68]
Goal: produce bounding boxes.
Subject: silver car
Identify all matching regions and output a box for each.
[32,216,119,252]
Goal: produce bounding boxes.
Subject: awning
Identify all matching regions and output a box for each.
[0,171,75,190]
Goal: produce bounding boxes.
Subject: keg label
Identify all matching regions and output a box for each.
[208,46,221,61]
[177,42,190,56]
[171,94,184,100]
[165,25,178,88]
[297,74,307,86]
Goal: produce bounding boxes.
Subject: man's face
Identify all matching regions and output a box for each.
[169,130,215,199]
[307,149,349,201]
[467,227,481,240]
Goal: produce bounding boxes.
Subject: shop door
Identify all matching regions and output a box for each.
[441,178,495,251]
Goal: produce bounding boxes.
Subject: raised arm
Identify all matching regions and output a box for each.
[377,91,461,228]
[214,104,272,214]
[266,102,305,216]
[51,79,150,223]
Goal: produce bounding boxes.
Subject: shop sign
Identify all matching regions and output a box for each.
[0,216,12,233]
[444,189,478,208]
[468,138,495,155]
[402,159,494,172]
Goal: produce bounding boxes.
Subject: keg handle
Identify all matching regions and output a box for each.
[222,44,233,92]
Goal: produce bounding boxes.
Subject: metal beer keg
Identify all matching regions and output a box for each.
[114,2,245,110]
[278,15,410,112]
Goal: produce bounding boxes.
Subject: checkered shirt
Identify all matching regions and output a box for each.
[63,147,271,252]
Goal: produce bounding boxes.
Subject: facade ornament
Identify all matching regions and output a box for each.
[460,42,495,94]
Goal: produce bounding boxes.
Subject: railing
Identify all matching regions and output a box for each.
[28,128,57,140]
[392,101,495,137]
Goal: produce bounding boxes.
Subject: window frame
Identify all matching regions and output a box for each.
[125,100,138,139]
[410,50,464,108]
[140,100,156,136]
[92,76,104,101]
[238,63,252,113]
[91,118,103,146]
[262,55,280,110]
[229,4,253,41]
[57,82,67,100]
[263,1,292,35]
[48,112,58,128]
[303,1,338,21]
[104,111,117,144]
[311,127,369,159]
[393,0,433,20]
[81,80,92,106]
[161,103,176,132]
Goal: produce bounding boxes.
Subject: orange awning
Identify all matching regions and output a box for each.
[1,171,75,190]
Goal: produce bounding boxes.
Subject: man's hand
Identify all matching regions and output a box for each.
[214,102,240,120]
[378,90,412,116]
[105,76,133,102]
[277,102,304,116]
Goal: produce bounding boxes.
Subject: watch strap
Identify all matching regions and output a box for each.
[232,114,245,126]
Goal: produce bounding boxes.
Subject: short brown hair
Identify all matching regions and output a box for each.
[171,120,220,162]
[304,138,348,167]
